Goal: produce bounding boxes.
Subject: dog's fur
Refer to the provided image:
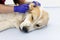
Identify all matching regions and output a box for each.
[0,0,49,32]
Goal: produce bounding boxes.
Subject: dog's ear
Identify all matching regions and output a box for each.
[29,3,35,10]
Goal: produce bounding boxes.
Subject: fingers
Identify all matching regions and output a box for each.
[32,1,41,7]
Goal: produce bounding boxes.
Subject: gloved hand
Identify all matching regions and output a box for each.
[14,4,29,13]
[32,1,41,7]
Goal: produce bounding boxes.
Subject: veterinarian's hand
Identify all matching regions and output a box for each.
[32,1,41,7]
[14,4,29,13]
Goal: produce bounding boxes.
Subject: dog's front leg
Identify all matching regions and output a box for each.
[0,21,14,31]
[7,18,20,30]
[0,18,20,31]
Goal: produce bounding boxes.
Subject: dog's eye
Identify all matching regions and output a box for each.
[32,16,33,20]
[35,24,40,27]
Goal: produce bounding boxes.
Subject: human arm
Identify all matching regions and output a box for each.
[0,4,14,13]
[0,4,29,13]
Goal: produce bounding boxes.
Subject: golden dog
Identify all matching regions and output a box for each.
[0,0,49,33]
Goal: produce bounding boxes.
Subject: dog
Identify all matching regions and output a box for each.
[0,0,49,33]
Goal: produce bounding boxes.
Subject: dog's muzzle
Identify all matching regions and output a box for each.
[22,27,28,33]
[19,26,28,33]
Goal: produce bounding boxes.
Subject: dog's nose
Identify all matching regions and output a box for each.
[22,27,28,33]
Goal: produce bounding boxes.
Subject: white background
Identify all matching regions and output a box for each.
[0,0,60,40]
[5,0,60,7]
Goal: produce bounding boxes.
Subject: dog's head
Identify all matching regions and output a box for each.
[19,3,42,33]
[13,0,43,33]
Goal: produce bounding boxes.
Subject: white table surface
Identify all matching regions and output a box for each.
[0,8,60,40]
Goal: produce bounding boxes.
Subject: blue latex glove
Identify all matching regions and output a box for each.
[14,4,29,13]
[32,1,41,7]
